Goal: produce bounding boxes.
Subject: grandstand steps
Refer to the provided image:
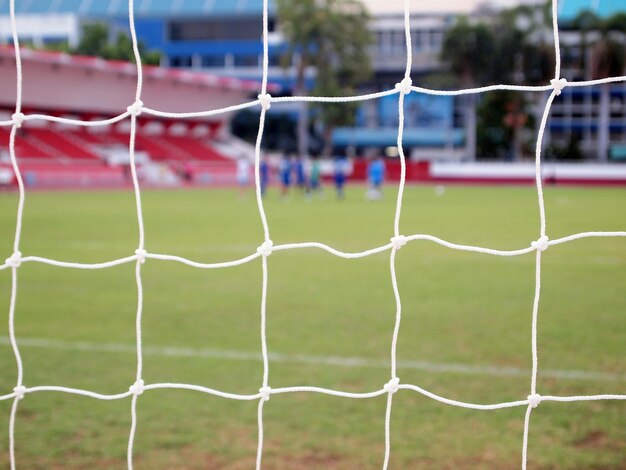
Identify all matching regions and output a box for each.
[163,135,230,162]
[1,114,233,166]
[211,135,256,161]
[2,128,59,160]
[134,133,192,162]
[31,129,101,161]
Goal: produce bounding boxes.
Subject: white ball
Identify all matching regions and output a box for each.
[434,185,445,196]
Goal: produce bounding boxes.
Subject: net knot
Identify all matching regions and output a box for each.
[134,248,147,264]
[395,77,413,95]
[390,235,408,250]
[384,377,400,394]
[258,93,272,111]
[259,386,272,402]
[127,100,144,117]
[11,112,25,128]
[13,385,26,400]
[527,393,541,408]
[129,379,145,396]
[5,251,22,268]
[257,239,273,257]
[550,78,567,96]
[531,236,549,252]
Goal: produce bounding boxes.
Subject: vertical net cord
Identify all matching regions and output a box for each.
[7,1,25,468]
[125,0,146,468]
[383,1,413,468]
[521,1,562,467]
[255,1,272,469]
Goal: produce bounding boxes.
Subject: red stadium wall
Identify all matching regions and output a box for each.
[352,160,430,182]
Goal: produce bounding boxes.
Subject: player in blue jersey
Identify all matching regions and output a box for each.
[366,155,385,200]
[294,155,307,193]
[309,157,322,196]
[333,155,348,200]
[279,153,292,198]
[259,154,270,197]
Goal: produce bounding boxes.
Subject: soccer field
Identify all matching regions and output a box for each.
[0,185,625,469]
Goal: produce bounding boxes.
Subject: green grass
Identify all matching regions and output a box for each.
[0,185,625,469]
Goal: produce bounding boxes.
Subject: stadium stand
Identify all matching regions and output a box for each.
[0,46,273,188]
[0,127,55,160]
[27,128,101,161]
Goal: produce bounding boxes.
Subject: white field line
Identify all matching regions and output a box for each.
[1,336,624,383]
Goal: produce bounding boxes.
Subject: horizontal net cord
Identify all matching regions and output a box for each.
[142,101,260,119]
[568,75,626,87]
[2,230,625,271]
[3,77,626,130]
[3,112,132,128]
[2,383,624,409]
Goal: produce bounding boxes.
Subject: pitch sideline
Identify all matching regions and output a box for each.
[0,336,624,382]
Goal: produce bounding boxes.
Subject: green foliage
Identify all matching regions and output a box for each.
[442,5,556,87]
[570,10,603,31]
[604,13,626,32]
[570,10,626,79]
[441,3,556,159]
[231,110,299,151]
[276,0,372,131]
[477,91,533,159]
[440,17,497,87]
[51,22,160,65]
[477,92,513,159]
[546,136,584,161]
[521,42,555,85]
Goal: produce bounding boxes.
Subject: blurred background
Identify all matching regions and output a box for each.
[0,0,625,188]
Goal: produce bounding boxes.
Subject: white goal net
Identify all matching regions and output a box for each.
[1,0,625,469]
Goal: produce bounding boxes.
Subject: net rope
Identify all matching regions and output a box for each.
[1,0,625,468]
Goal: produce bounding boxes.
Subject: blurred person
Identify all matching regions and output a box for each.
[236,154,251,198]
[366,155,385,201]
[333,155,348,200]
[260,153,270,197]
[309,157,322,197]
[279,153,293,198]
[294,155,307,193]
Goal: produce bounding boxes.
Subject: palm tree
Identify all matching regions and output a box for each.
[516,2,555,159]
[276,0,371,156]
[590,20,625,161]
[571,11,625,161]
[441,18,496,161]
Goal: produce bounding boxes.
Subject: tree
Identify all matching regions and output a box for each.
[572,11,626,161]
[504,3,555,161]
[276,0,372,156]
[441,4,556,161]
[591,19,625,161]
[441,18,497,161]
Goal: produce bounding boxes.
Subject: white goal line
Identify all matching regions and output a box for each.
[1,336,623,383]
